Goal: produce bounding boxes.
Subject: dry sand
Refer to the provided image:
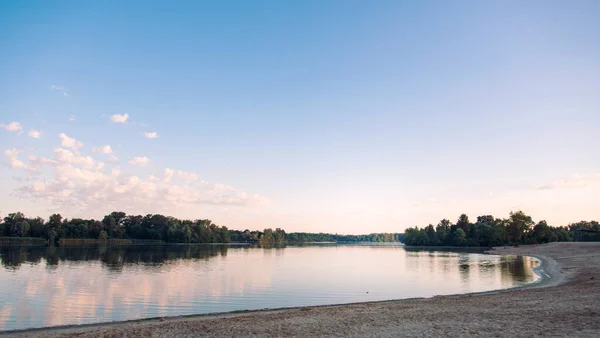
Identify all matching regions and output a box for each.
[4,242,600,337]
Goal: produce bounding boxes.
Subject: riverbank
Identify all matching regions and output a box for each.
[5,242,600,337]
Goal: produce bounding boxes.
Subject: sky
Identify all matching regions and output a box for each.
[1,0,599,234]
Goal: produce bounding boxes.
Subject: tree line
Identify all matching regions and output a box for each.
[0,211,403,246]
[1,211,231,245]
[403,210,599,247]
[285,232,403,243]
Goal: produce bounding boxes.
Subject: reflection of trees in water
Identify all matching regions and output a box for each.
[427,252,436,274]
[0,245,241,272]
[0,247,38,270]
[256,243,285,250]
[457,255,535,286]
[400,248,536,286]
[403,250,422,272]
[458,254,470,285]
[499,255,534,283]
[45,246,60,269]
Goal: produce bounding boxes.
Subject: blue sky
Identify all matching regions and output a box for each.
[1,0,599,233]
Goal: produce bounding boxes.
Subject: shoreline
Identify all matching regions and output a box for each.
[488,251,563,289]
[2,249,555,335]
[4,242,600,337]
[0,257,554,336]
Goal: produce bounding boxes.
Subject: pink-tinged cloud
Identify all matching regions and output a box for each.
[0,121,23,133]
[8,135,270,216]
[59,133,84,150]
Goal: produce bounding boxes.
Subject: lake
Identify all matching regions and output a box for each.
[0,244,540,331]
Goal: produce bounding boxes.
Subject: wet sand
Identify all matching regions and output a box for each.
[5,242,600,337]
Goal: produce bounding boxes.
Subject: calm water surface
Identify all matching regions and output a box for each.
[0,244,539,331]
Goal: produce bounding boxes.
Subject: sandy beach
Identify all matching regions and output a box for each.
[4,242,600,337]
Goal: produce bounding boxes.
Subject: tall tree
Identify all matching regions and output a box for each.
[453,228,467,246]
[425,224,437,245]
[456,214,470,234]
[260,228,275,247]
[47,214,63,244]
[436,219,452,245]
[507,211,533,245]
[533,220,551,243]
[3,212,25,236]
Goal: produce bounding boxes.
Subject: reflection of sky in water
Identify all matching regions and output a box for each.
[0,245,539,331]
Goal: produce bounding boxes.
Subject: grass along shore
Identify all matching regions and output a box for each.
[4,242,600,337]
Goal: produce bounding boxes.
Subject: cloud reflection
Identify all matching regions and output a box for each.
[0,245,538,331]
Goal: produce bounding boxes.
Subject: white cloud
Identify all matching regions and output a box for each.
[54,164,110,183]
[92,145,113,154]
[128,156,149,166]
[28,155,58,168]
[49,85,69,97]
[15,160,268,213]
[54,148,96,169]
[107,155,119,163]
[109,114,129,123]
[142,131,158,139]
[28,129,42,139]
[163,168,198,183]
[212,183,235,191]
[1,121,23,132]
[4,148,27,169]
[177,170,198,182]
[7,134,270,215]
[536,173,600,190]
[164,168,175,182]
[69,115,76,121]
[59,133,84,150]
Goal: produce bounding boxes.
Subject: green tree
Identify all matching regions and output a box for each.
[273,228,286,244]
[425,224,437,245]
[435,219,452,245]
[491,218,508,246]
[47,229,57,245]
[218,226,230,243]
[507,211,533,245]
[3,212,25,236]
[453,228,467,246]
[533,220,552,243]
[19,220,30,237]
[243,229,252,242]
[46,214,63,244]
[89,220,104,239]
[474,215,495,246]
[29,217,46,237]
[456,214,470,234]
[260,228,275,247]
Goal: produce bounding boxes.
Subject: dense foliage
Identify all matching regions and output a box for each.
[0,211,403,246]
[5,210,593,248]
[404,211,598,247]
[0,211,232,245]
